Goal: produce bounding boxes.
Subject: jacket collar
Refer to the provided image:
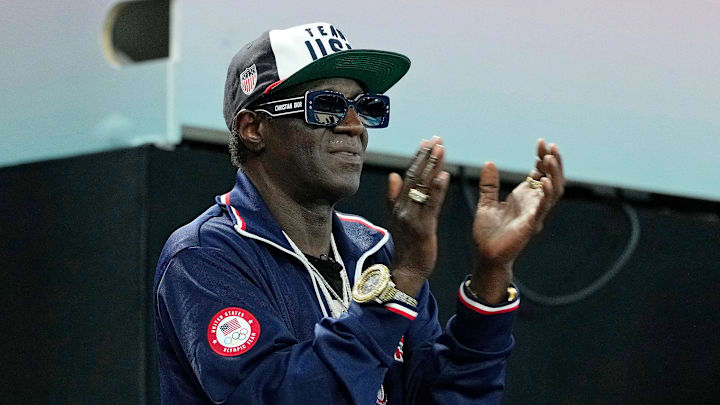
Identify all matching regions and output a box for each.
[216,170,389,281]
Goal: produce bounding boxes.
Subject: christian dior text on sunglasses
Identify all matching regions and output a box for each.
[253,90,390,128]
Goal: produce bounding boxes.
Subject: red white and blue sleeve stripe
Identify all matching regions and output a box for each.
[451,275,519,353]
[457,277,520,315]
[384,301,418,320]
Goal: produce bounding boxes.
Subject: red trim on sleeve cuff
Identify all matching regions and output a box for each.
[385,303,418,320]
[458,282,520,315]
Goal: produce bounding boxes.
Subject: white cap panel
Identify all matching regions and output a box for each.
[269,22,353,80]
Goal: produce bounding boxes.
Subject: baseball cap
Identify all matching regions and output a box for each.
[223,22,411,132]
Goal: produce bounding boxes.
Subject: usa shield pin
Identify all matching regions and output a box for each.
[240,64,257,95]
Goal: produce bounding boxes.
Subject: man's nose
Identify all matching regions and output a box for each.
[334,106,365,137]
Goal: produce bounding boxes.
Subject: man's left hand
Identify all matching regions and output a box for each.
[469,139,565,304]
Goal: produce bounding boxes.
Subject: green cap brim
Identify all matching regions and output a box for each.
[271,49,411,94]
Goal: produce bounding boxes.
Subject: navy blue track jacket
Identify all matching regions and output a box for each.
[154,170,520,404]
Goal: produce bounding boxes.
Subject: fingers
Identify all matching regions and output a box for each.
[529,142,565,231]
[419,143,445,193]
[532,138,552,178]
[530,139,565,200]
[537,138,548,159]
[429,171,451,215]
[479,162,500,207]
[540,177,554,210]
[418,147,441,190]
[524,140,562,231]
[536,148,564,202]
[389,137,448,219]
[404,142,445,209]
[549,143,563,174]
[543,154,565,199]
[529,166,542,181]
[405,141,432,183]
[533,177,555,230]
[400,138,437,198]
[387,172,403,209]
[547,144,565,198]
[530,138,547,179]
[399,137,443,200]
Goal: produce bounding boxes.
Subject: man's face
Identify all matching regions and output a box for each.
[258,78,369,204]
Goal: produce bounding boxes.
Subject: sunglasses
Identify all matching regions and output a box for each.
[252,90,390,128]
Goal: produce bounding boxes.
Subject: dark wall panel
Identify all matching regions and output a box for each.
[505,200,720,404]
[0,148,150,404]
[1,145,718,404]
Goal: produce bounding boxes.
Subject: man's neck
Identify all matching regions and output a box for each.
[245,170,333,257]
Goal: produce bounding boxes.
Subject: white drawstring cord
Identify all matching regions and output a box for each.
[308,264,330,318]
[284,232,330,318]
[283,232,350,318]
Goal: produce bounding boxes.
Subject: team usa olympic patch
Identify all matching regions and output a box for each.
[207,307,260,356]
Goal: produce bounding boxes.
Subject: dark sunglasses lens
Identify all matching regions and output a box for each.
[356,96,388,127]
[311,94,347,125]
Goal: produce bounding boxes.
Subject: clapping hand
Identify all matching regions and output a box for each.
[470,139,565,304]
[387,137,450,297]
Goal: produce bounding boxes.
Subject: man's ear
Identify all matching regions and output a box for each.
[235,110,265,153]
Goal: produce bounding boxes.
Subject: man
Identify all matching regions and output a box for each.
[154,22,564,404]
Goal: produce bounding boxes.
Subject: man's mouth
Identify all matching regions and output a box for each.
[330,150,362,164]
[328,145,362,156]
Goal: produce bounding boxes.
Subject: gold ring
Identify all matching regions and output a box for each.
[525,177,544,190]
[408,188,429,204]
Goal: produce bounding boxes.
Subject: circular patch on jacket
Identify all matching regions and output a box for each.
[207,307,260,356]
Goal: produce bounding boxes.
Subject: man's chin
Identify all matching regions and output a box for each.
[324,174,361,203]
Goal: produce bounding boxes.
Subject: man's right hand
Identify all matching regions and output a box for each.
[386,137,450,298]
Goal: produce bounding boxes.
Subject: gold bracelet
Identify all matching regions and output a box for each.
[466,279,517,302]
[507,286,518,301]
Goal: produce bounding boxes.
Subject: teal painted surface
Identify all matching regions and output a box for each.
[0,1,171,167]
[170,1,720,200]
[1,1,718,200]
